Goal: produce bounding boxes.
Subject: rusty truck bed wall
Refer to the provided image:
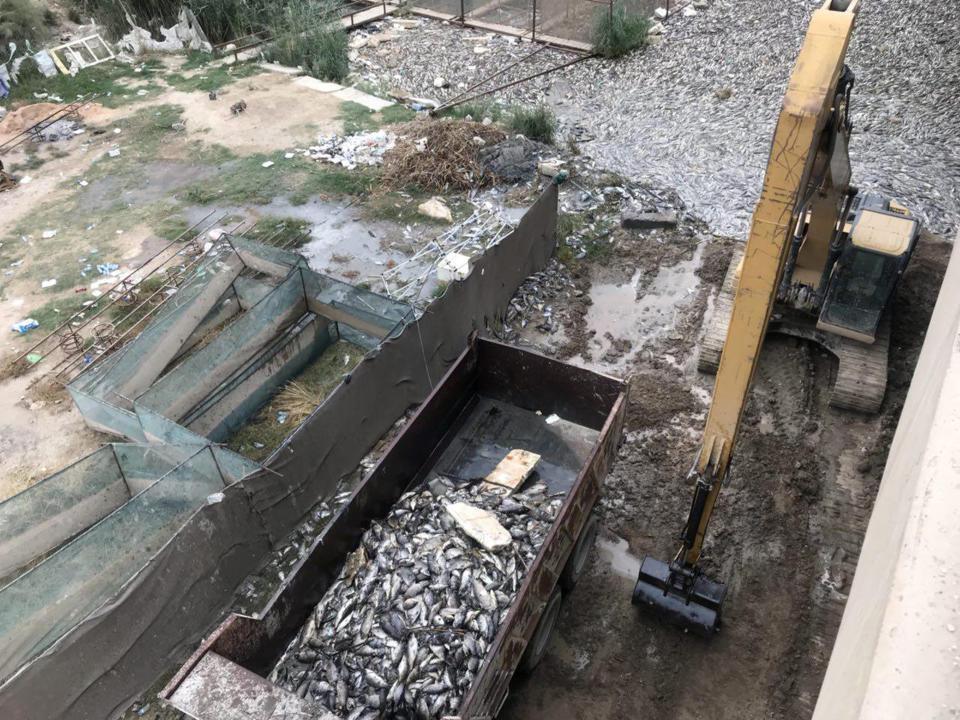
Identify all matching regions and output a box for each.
[162,337,627,718]
[0,184,558,720]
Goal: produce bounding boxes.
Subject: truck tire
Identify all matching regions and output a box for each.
[559,512,599,591]
[518,587,562,674]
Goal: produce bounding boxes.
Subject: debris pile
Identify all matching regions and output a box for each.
[309,129,397,169]
[380,203,514,304]
[270,477,562,718]
[478,137,552,182]
[381,119,505,191]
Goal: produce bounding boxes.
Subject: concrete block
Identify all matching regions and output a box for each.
[332,86,394,111]
[621,211,678,230]
[294,76,344,93]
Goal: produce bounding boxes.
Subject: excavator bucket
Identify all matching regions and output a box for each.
[632,557,727,637]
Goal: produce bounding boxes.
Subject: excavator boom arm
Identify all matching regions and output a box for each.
[684,0,859,564]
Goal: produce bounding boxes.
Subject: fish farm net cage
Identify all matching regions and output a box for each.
[412,0,657,51]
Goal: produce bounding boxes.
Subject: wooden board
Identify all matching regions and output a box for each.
[484,448,541,492]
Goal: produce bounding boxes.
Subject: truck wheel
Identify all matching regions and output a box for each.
[560,512,599,591]
[518,587,562,674]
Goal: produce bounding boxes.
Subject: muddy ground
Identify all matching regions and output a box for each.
[498,226,949,720]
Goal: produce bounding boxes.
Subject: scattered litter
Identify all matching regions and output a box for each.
[26,353,43,364]
[12,319,39,334]
[277,411,288,424]
[97,263,120,275]
[545,413,560,425]
[108,148,121,157]
[308,129,396,169]
[41,278,57,288]
[253,441,265,449]
[261,160,274,168]
[19,176,31,184]
[113,127,122,134]
[437,251,471,282]
[77,180,88,187]
[283,152,294,159]
[42,230,57,239]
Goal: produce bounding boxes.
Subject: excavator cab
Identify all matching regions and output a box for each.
[818,195,919,343]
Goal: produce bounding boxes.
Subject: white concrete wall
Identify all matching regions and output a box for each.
[813,238,960,720]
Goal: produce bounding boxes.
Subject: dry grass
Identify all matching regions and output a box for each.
[0,356,33,382]
[1,466,40,502]
[25,375,70,408]
[381,118,505,192]
[274,381,323,425]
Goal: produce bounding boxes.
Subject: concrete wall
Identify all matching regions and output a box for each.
[813,238,960,720]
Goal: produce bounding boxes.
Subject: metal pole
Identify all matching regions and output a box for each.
[532,0,537,42]
[433,52,591,114]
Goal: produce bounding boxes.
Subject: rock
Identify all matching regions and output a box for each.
[714,87,733,100]
[683,5,697,16]
[647,21,665,35]
[654,7,667,18]
[418,197,453,222]
[433,76,448,88]
[621,211,678,229]
[538,159,563,177]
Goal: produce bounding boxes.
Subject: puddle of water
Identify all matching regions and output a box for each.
[184,198,437,293]
[596,533,642,581]
[583,243,704,369]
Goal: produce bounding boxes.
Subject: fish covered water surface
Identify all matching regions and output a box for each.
[270,477,563,719]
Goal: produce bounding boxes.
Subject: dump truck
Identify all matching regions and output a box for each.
[161,336,627,719]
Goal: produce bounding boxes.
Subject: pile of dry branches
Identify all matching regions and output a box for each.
[380,118,505,191]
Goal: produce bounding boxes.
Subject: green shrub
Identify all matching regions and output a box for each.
[507,105,556,144]
[0,0,47,45]
[592,4,650,59]
[438,100,504,122]
[263,0,349,82]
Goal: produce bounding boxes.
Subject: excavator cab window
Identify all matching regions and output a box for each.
[818,247,900,342]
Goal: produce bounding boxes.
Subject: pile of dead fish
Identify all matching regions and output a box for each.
[502,259,574,335]
[307,130,397,169]
[270,477,562,719]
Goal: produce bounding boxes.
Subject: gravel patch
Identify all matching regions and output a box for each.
[356,0,960,237]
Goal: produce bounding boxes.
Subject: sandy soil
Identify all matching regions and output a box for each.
[498,227,950,720]
[162,73,342,154]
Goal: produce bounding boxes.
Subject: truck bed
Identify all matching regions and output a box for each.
[162,337,627,719]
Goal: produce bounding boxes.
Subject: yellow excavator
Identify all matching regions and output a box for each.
[633,0,919,635]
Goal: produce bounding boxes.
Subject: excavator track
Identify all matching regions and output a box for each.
[829,316,889,413]
[698,247,889,413]
[698,243,744,375]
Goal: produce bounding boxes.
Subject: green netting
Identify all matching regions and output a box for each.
[230,235,309,274]
[182,315,339,442]
[0,447,228,681]
[136,270,308,422]
[302,267,414,339]
[0,448,125,581]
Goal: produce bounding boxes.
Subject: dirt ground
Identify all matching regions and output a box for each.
[498,226,950,720]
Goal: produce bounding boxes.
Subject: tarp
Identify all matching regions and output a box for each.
[0,182,558,720]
